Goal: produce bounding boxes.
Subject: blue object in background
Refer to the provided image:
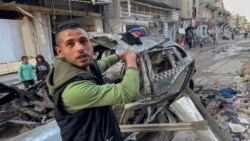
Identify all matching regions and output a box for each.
[217,88,236,98]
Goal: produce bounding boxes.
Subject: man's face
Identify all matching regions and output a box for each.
[56,28,93,70]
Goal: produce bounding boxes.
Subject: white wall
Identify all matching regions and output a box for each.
[180,0,193,19]
[33,13,53,62]
[95,19,103,33]
[21,16,38,58]
[0,19,26,63]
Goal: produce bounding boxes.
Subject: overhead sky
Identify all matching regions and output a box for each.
[224,0,250,21]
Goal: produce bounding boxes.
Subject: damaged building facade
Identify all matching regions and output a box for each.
[0,0,108,75]
[0,0,182,75]
[179,0,231,40]
[230,13,250,35]
[104,0,181,41]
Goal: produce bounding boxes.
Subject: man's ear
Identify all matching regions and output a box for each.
[55,46,63,57]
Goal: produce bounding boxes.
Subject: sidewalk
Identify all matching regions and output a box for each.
[0,73,19,85]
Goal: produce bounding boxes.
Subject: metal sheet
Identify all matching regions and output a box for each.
[170,96,219,141]
[6,120,61,141]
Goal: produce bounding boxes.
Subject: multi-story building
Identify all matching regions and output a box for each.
[238,15,247,33]
[180,0,231,39]
[104,0,181,41]
[179,0,193,31]
[246,22,250,32]
[204,0,230,36]
[229,13,250,34]
[229,13,238,32]
[0,0,110,74]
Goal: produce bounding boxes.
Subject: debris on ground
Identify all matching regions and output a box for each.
[228,123,247,133]
[171,131,200,141]
[217,88,236,98]
[195,65,250,140]
[0,81,53,138]
[242,62,250,75]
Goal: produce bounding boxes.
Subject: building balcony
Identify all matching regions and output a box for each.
[134,0,181,10]
[200,0,219,11]
[224,10,231,16]
[198,18,208,24]
[216,16,228,26]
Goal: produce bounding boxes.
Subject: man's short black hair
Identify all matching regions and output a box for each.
[55,21,85,46]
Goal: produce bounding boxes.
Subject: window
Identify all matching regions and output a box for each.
[148,49,181,74]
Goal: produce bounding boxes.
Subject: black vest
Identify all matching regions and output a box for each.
[53,61,122,141]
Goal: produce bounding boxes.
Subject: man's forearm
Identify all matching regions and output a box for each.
[62,68,139,112]
[97,54,119,73]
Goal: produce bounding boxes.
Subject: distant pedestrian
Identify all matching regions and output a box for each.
[178,35,185,48]
[232,32,234,40]
[36,55,50,81]
[244,32,248,39]
[18,56,35,88]
[212,33,216,44]
[198,37,203,48]
[186,31,193,49]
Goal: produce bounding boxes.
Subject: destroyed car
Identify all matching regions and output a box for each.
[89,32,195,96]
[0,32,196,140]
[89,32,196,140]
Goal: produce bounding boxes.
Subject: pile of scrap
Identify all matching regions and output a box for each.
[194,79,250,140]
[0,81,54,130]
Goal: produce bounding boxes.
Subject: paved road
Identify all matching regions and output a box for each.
[0,73,19,85]
[189,39,250,89]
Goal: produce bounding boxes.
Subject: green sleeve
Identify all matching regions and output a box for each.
[62,69,139,112]
[97,54,119,73]
[18,65,24,81]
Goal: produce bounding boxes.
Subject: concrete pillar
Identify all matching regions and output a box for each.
[74,17,103,32]
[21,16,37,58]
[33,12,53,62]
[103,0,121,33]
[95,18,103,33]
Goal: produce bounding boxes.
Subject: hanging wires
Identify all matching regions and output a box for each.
[51,0,57,31]
[68,0,73,19]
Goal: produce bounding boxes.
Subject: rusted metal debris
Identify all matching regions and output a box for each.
[0,81,54,130]
[119,120,208,132]
[7,120,41,125]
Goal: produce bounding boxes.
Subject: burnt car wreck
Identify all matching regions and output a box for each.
[0,32,232,141]
[89,32,232,141]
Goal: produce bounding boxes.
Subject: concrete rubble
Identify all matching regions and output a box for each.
[196,82,250,140]
[193,60,250,141]
[0,81,54,138]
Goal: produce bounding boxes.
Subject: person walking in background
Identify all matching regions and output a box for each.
[178,35,185,48]
[198,36,203,48]
[232,32,234,40]
[213,33,216,44]
[186,31,193,49]
[36,55,50,81]
[244,32,248,39]
[18,56,35,88]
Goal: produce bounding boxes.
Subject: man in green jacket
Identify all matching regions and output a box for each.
[46,21,139,141]
[18,56,35,88]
